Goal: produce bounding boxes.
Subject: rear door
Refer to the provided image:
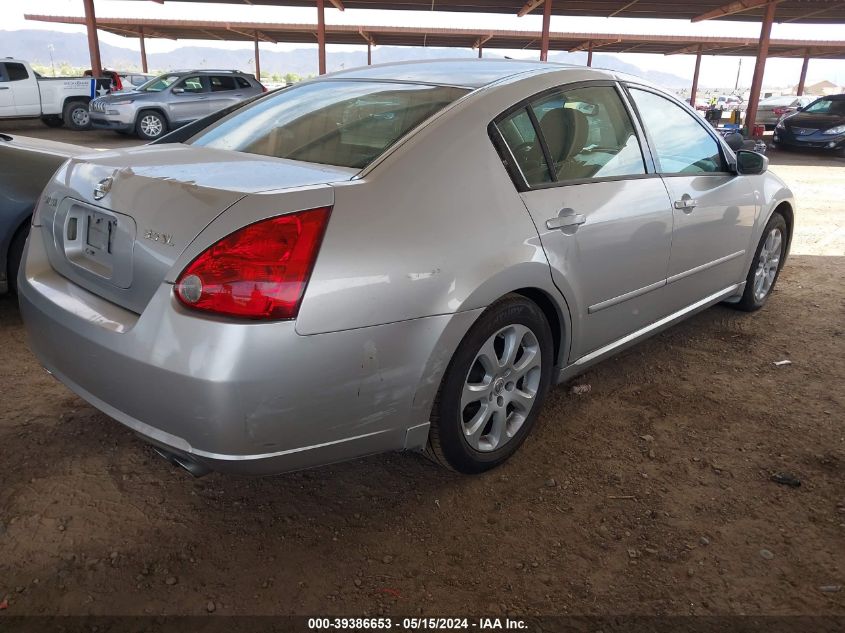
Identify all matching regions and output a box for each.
[494,82,675,360]
[205,75,243,113]
[626,86,756,310]
[167,75,209,124]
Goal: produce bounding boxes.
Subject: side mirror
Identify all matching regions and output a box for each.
[724,132,744,151]
[172,87,185,94]
[736,150,768,175]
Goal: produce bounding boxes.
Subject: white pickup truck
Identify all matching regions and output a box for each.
[0,58,111,130]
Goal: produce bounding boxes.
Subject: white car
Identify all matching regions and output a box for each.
[0,58,109,130]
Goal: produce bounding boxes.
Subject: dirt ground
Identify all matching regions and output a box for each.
[0,135,843,619]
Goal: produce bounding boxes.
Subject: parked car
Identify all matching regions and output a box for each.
[0,91,274,296]
[119,72,156,89]
[19,60,794,477]
[716,94,743,109]
[773,94,845,156]
[756,94,816,129]
[88,69,265,140]
[0,134,94,294]
[0,58,110,130]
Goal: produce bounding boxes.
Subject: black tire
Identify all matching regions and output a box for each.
[62,100,91,131]
[427,294,554,474]
[135,111,167,141]
[41,115,63,128]
[733,211,788,312]
[7,224,29,295]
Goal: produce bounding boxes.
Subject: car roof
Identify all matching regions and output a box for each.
[328,58,605,89]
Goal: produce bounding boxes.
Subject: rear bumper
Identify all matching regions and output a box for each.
[18,232,466,474]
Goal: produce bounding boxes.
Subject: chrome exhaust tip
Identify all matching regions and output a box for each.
[152,446,211,478]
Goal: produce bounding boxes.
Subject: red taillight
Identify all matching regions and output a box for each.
[261,84,268,93]
[773,107,793,116]
[174,207,331,320]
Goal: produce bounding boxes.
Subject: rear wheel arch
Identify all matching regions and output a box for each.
[62,95,91,111]
[510,286,570,370]
[6,217,31,294]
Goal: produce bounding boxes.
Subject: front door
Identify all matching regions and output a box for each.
[3,62,40,116]
[167,75,209,124]
[627,87,756,308]
[0,64,14,116]
[494,83,675,360]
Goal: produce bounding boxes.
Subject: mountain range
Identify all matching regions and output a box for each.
[3,28,693,90]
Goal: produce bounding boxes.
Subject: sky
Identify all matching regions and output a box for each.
[8,0,845,87]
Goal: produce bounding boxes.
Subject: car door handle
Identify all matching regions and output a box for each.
[0,87,9,90]
[674,197,698,211]
[546,209,586,231]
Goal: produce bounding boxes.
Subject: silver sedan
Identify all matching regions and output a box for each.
[19,60,794,476]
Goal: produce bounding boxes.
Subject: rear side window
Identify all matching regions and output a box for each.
[495,108,551,187]
[5,63,29,82]
[531,86,645,181]
[629,88,724,174]
[235,76,252,89]
[210,76,237,92]
[494,84,646,188]
[190,80,468,169]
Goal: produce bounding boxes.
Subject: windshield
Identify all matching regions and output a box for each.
[189,80,469,169]
[138,74,180,92]
[802,98,845,116]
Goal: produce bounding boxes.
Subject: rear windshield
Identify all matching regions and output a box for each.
[189,80,469,169]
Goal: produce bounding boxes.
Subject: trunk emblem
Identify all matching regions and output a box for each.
[144,230,175,247]
[93,177,113,201]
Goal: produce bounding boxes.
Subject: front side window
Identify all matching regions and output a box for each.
[190,80,468,170]
[210,76,237,92]
[5,63,29,82]
[629,88,724,174]
[177,76,205,93]
[531,85,645,181]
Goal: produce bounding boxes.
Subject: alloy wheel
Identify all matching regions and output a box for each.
[461,324,542,452]
[754,227,783,302]
[140,115,163,138]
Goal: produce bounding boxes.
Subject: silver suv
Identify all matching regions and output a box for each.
[89,70,265,140]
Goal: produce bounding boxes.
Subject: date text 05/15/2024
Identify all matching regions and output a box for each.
[307,617,528,630]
